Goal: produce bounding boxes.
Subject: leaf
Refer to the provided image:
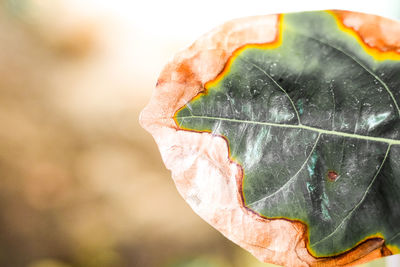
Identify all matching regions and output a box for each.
[175,11,400,257]
[141,10,400,266]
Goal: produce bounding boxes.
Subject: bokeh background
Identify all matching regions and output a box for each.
[0,0,399,266]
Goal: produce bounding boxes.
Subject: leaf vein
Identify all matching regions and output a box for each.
[310,144,392,247]
[247,133,321,207]
[296,32,400,117]
[176,115,400,145]
[388,230,400,243]
[240,57,302,124]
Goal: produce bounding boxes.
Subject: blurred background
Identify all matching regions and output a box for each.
[0,0,398,266]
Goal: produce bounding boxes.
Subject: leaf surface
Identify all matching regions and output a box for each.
[175,11,400,257]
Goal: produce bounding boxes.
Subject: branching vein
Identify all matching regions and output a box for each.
[298,33,400,117]
[248,133,321,207]
[240,57,302,124]
[310,144,391,247]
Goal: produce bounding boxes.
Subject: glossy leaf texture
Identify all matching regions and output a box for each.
[175,11,400,257]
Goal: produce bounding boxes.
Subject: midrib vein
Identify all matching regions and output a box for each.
[178,115,400,145]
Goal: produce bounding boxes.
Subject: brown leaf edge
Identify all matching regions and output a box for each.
[139,10,400,267]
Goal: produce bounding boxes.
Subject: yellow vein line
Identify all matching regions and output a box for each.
[177,115,400,145]
[310,144,392,247]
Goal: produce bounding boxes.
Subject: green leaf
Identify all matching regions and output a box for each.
[175,11,400,257]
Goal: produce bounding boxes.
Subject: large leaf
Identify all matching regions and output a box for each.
[175,11,400,258]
